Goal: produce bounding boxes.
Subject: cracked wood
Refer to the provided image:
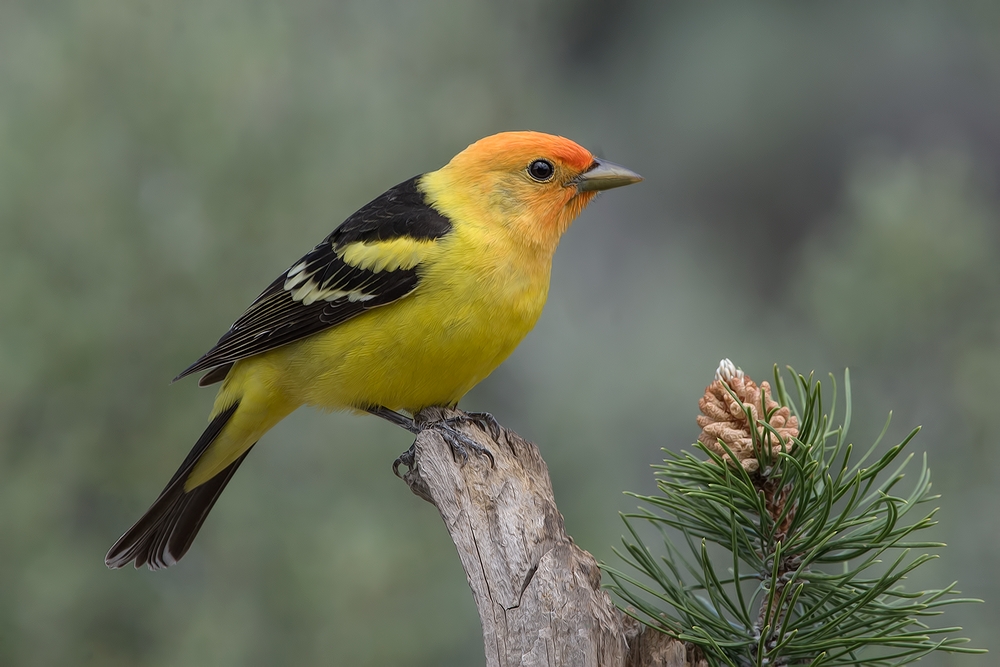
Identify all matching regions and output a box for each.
[401,408,695,667]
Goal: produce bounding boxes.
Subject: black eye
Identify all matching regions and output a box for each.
[527,159,555,182]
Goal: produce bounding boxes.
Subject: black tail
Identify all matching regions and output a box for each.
[106,402,253,570]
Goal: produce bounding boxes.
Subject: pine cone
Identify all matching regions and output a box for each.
[696,360,798,472]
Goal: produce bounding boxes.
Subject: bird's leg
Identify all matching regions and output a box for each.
[364,405,421,434]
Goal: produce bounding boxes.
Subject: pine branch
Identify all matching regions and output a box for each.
[605,362,985,667]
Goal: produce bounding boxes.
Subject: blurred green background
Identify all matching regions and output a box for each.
[2,1,999,665]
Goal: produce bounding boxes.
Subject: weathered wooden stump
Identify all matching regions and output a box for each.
[401,408,696,667]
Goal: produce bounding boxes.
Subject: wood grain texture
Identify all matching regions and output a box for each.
[402,408,693,667]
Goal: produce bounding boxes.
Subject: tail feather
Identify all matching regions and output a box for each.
[106,402,252,570]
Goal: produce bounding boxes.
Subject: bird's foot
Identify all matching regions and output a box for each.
[421,417,496,468]
[392,444,416,478]
[444,410,503,441]
[391,418,495,475]
[367,405,497,471]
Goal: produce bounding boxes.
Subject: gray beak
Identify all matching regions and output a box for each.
[573,159,643,192]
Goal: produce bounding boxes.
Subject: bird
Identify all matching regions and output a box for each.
[106,131,642,570]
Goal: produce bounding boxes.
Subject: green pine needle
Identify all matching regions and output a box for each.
[603,367,985,667]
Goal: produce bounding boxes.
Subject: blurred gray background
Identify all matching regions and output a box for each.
[2,1,998,665]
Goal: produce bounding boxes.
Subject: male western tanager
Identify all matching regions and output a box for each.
[106,131,641,570]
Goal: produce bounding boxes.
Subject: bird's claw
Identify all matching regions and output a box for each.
[446,411,503,441]
[428,420,496,468]
[392,444,416,478]
[375,407,499,474]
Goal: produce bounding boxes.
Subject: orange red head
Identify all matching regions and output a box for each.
[422,131,642,251]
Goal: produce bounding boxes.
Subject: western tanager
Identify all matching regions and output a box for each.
[106,131,641,570]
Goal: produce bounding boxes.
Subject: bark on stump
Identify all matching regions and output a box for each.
[401,408,697,667]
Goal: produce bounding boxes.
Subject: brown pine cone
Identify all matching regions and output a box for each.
[696,360,798,472]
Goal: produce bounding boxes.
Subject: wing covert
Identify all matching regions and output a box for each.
[174,176,451,382]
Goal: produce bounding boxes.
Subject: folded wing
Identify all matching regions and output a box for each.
[175,176,452,382]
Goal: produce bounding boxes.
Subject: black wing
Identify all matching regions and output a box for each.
[174,176,452,382]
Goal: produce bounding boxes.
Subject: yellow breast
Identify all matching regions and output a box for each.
[255,217,552,413]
